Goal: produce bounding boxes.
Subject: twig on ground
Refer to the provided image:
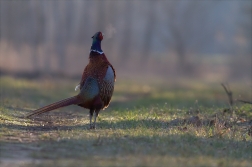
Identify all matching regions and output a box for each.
[221,83,233,106]
[238,100,252,105]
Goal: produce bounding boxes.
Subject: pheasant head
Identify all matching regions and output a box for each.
[90,32,104,54]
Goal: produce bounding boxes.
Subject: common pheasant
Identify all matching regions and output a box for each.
[27,32,116,129]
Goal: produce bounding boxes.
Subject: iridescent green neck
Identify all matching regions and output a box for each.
[90,39,103,54]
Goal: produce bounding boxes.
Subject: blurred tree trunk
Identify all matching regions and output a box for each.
[106,0,118,61]
[43,1,54,75]
[241,2,252,54]
[71,1,85,44]
[142,1,157,62]
[170,23,187,71]
[30,1,41,75]
[120,1,133,65]
[0,1,7,41]
[96,0,105,30]
[55,1,67,76]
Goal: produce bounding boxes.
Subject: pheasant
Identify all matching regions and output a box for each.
[27,32,116,129]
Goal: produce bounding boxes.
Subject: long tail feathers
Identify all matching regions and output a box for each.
[26,96,82,118]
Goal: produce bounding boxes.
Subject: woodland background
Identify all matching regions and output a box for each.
[0,1,252,167]
[0,0,251,81]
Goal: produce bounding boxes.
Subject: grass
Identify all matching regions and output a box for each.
[0,76,251,167]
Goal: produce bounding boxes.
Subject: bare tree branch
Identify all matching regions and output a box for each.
[221,83,233,106]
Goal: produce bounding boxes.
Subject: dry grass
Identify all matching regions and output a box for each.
[0,76,252,167]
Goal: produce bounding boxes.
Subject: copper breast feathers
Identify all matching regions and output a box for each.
[80,55,116,109]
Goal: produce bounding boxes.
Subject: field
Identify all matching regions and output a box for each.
[0,76,251,167]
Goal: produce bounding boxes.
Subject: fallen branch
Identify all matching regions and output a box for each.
[238,100,252,105]
[221,83,233,106]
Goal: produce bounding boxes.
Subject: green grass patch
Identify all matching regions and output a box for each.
[0,76,251,167]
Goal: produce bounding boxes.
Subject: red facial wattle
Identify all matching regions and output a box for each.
[99,33,103,41]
